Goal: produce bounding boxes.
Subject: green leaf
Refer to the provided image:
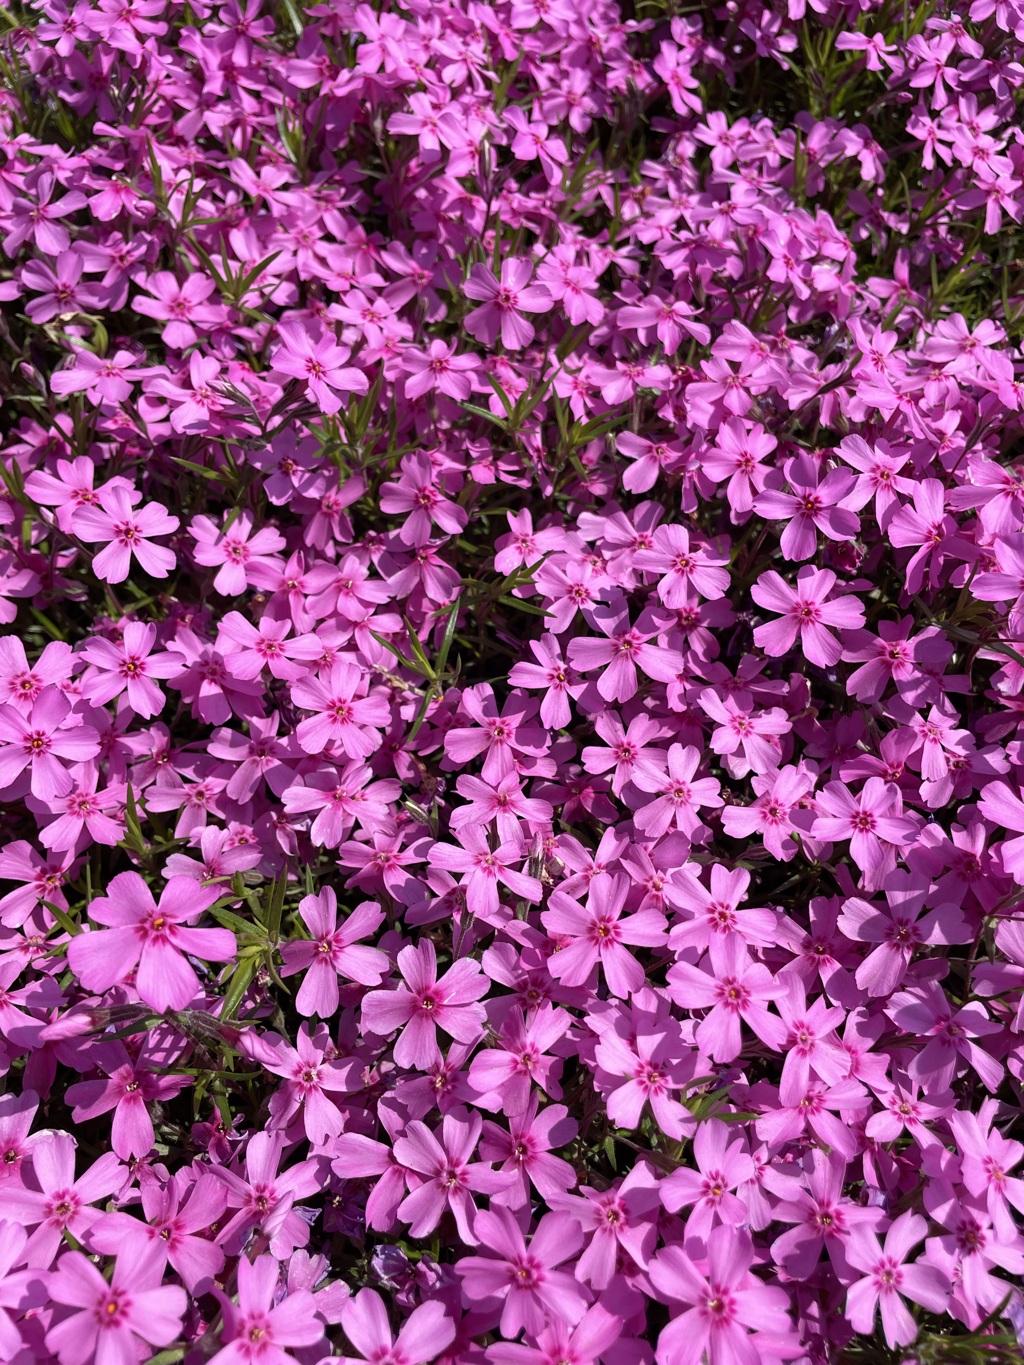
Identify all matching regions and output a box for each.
[220,952,259,1022]
[43,900,82,937]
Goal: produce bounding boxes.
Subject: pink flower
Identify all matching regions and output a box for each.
[0,686,100,801]
[630,742,724,839]
[340,1289,454,1365]
[752,567,866,668]
[4,173,86,255]
[361,939,488,1070]
[282,763,401,848]
[450,772,553,844]
[479,1097,578,1208]
[753,455,859,561]
[977,779,1024,882]
[79,621,178,718]
[49,348,147,405]
[279,888,388,1017]
[456,1207,586,1338]
[463,259,552,350]
[568,600,684,704]
[132,270,224,349]
[543,872,666,998]
[403,340,478,401]
[394,1105,512,1242]
[429,826,543,923]
[1,1133,122,1267]
[487,1305,623,1365]
[662,1120,756,1237]
[649,1226,797,1365]
[810,778,918,887]
[75,484,179,582]
[210,1253,324,1365]
[554,1161,663,1289]
[844,1213,949,1348]
[45,1246,186,1364]
[66,871,235,1012]
[290,661,390,759]
[837,871,970,998]
[379,452,468,546]
[771,1150,879,1280]
[260,1021,358,1146]
[88,1171,226,1293]
[213,1132,320,1260]
[634,526,730,606]
[703,419,775,519]
[667,935,785,1062]
[467,1003,570,1115]
[271,323,369,414]
[190,512,287,596]
[592,1018,696,1141]
[66,1039,189,1158]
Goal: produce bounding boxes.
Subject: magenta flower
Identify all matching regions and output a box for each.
[361,939,488,1069]
[463,258,552,349]
[280,888,388,1017]
[75,483,179,582]
[752,566,866,667]
[66,871,234,1012]
[456,1207,586,1338]
[45,1246,186,1364]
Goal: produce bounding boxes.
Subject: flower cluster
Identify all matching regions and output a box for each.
[1,0,1024,1363]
